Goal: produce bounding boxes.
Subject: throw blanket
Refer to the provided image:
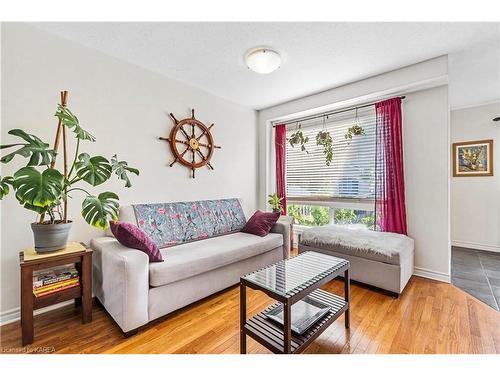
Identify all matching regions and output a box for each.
[133,198,246,248]
[301,224,412,258]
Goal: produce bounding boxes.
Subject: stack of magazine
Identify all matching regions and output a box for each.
[265,296,331,335]
[33,265,80,297]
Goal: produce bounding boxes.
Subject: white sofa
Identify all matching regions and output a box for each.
[90,202,290,336]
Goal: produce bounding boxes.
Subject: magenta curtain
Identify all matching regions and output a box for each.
[275,124,287,215]
[374,97,407,235]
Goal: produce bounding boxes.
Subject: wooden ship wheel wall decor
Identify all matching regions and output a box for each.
[159,109,221,178]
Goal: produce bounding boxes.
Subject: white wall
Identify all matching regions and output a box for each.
[0,23,258,321]
[403,86,450,280]
[451,102,500,252]
[258,56,451,282]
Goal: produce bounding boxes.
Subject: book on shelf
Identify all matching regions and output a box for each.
[33,281,80,297]
[33,277,80,293]
[33,265,78,288]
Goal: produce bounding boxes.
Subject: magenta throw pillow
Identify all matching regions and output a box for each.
[110,221,163,262]
[241,210,280,237]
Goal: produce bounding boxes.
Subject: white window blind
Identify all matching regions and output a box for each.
[285,107,376,200]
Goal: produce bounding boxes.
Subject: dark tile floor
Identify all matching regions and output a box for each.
[451,246,500,311]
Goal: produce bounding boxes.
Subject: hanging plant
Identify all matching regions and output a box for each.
[287,124,309,153]
[316,130,333,166]
[345,107,366,142]
[344,124,365,140]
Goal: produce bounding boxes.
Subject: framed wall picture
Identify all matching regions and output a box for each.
[452,139,494,177]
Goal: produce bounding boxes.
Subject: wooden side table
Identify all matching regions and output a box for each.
[19,243,93,346]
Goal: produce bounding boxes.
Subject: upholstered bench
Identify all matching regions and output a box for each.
[298,225,414,296]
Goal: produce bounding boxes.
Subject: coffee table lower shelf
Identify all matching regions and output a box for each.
[244,289,348,354]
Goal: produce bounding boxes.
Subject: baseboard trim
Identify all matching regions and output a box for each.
[0,300,73,326]
[413,267,450,283]
[452,240,500,253]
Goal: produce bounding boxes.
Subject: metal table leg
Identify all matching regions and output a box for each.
[344,268,350,329]
[283,300,292,353]
[240,281,247,354]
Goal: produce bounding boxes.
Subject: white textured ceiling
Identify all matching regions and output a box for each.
[449,36,500,109]
[32,22,499,109]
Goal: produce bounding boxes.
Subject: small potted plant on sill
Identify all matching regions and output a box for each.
[0,91,139,253]
[267,193,283,215]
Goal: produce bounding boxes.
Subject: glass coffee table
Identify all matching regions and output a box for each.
[240,251,350,354]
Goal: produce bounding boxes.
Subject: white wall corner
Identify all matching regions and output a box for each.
[413,267,451,283]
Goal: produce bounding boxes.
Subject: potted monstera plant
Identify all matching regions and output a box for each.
[0,100,139,253]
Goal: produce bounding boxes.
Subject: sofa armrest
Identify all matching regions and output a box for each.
[270,218,291,259]
[90,237,149,333]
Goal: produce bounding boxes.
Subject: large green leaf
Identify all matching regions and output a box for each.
[110,154,139,188]
[75,153,112,186]
[12,167,64,209]
[81,192,119,230]
[23,202,48,214]
[0,176,13,199]
[55,105,96,142]
[0,129,55,166]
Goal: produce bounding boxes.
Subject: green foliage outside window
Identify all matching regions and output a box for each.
[360,214,376,229]
[287,204,375,229]
[311,206,329,226]
[334,208,357,224]
[288,204,329,226]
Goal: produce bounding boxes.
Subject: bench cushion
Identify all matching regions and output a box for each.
[149,232,283,287]
[300,224,413,265]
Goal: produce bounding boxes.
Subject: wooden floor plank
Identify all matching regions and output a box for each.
[1,275,499,354]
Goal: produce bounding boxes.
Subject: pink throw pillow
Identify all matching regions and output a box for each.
[110,221,163,262]
[241,210,280,237]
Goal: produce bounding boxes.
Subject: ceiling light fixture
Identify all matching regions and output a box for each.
[245,48,281,74]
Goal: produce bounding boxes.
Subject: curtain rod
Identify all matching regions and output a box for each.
[272,96,406,128]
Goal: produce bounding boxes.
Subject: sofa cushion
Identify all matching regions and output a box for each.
[241,210,280,237]
[132,198,246,249]
[300,224,414,265]
[110,221,163,262]
[149,232,283,287]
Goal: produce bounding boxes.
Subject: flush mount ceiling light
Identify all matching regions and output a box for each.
[245,48,281,74]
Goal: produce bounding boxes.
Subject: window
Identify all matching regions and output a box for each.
[284,107,376,229]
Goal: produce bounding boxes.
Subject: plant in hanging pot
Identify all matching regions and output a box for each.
[316,130,333,166]
[267,193,283,214]
[0,93,139,253]
[345,124,365,140]
[287,124,309,153]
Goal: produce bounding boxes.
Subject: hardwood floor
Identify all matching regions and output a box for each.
[1,274,500,354]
